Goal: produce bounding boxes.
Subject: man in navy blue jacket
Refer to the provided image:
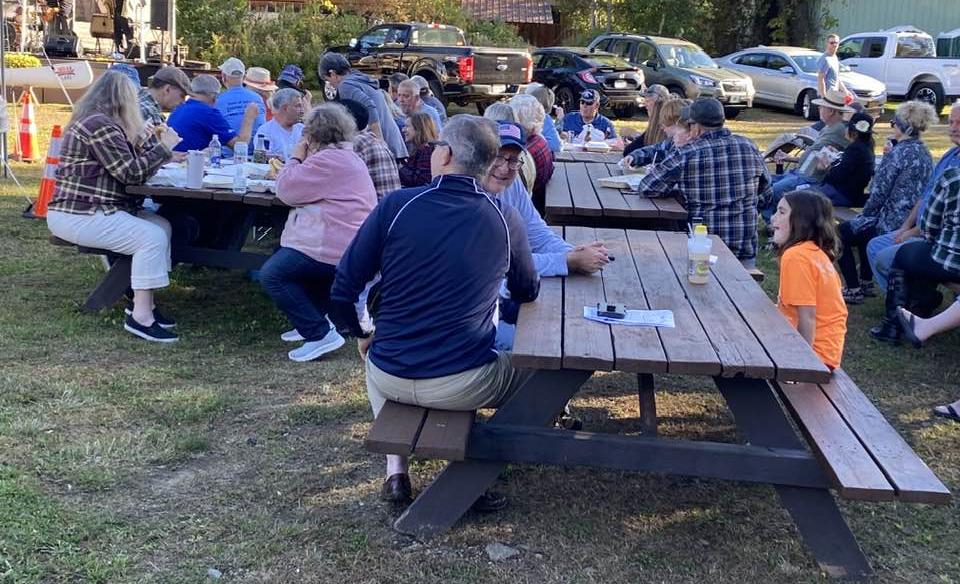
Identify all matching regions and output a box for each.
[329,115,540,509]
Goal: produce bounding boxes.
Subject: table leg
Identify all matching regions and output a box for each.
[81,256,131,312]
[715,377,872,580]
[393,368,593,539]
[637,373,657,435]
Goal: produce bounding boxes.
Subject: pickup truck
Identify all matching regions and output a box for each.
[838,26,960,111]
[325,23,533,108]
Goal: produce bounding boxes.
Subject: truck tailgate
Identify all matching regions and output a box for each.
[470,49,531,85]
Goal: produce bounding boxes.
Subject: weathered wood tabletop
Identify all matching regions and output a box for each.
[545,162,688,228]
[554,150,624,164]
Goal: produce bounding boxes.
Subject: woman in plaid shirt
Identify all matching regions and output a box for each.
[46,71,182,343]
[871,167,960,344]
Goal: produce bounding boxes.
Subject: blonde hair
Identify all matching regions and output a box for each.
[406,111,439,148]
[508,93,545,136]
[69,70,144,143]
[660,98,688,128]
[644,94,681,145]
[303,102,356,150]
[896,100,939,134]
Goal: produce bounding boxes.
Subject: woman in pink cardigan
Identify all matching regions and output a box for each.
[260,102,377,362]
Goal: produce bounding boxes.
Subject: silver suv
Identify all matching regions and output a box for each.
[588,33,755,118]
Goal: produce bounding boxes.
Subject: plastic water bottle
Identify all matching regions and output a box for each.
[232,163,247,194]
[688,224,712,285]
[208,135,222,167]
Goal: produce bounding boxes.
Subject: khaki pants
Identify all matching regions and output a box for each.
[365,352,532,417]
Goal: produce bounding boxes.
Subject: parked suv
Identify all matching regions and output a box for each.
[532,47,645,118]
[588,33,755,118]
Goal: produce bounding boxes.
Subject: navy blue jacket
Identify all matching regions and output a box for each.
[329,174,540,379]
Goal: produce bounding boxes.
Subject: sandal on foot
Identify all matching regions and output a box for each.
[842,287,865,305]
[860,281,877,297]
[933,404,960,423]
[896,308,923,348]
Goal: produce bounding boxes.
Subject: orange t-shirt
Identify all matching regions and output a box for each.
[778,241,848,369]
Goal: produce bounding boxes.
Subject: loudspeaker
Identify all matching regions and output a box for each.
[150,0,170,30]
[44,34,79,57]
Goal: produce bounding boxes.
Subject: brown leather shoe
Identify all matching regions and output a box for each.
[380,473,413,505]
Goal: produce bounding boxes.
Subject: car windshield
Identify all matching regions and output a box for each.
[661,44,717,68]
[584,54,632,69]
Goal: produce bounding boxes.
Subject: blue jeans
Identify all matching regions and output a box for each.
[260,247,335,341]
[760,171,818,224]
[866,233,922,291]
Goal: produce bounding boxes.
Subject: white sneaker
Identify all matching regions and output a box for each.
[287,329,345,362]
[280,329,304,342]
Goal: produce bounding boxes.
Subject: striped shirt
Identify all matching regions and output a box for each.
[920,166,960,274]
[48,114,171,216]
[637,128,771,260]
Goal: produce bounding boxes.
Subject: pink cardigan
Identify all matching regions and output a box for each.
[275,144,377,265]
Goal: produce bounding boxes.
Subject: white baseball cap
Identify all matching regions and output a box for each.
[219,57,246,78]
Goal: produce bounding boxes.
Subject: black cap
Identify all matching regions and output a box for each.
[680,97,725,127]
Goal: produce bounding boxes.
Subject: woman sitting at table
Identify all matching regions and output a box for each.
[260,102,378,362]
[398,112,437,188]
[46,71,182,343]
[621,98,689,169]
[509,93,554,213]
[623,85,671,157]
[836,103,936,304]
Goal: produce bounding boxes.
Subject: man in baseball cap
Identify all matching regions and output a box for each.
[214,57,266,157]
[561,88,617,142]
[135,65,190,126]
[636,96,770,267]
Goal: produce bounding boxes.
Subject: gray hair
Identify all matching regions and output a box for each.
[439,115,500,179]
[483,102,516,123]
[69,70,144,143]
[525,84,555,113]
[388,72,409,88]
[318,52,351,78]
[303,102,357,148]
[270,88,302,111]
[397,79,421,99]
[410,74,430,93]
[508,93,545,136]
[896,100,939,134]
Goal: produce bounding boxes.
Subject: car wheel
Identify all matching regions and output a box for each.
[667,85,686,98]
[555,85,577,114]
[612,104,639,119]
[800,90,818,121]
[909,82,944,113]
[723,107,741,120]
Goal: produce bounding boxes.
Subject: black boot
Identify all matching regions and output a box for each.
[869,269,908,344]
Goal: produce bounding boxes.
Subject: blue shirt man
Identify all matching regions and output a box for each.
[562,89,617,140]
[167,98,236,152]
[214,58,266,156]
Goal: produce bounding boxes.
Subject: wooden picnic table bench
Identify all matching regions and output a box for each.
[546,161,687,230]
[367,227,949,580]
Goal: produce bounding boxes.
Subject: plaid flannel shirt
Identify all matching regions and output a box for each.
[919,166,960,274]
[398,143,435,188]
[637,128,771,260]
[48,114,172,216]
[353,130,402,200]
[138,88,164,126]
[527,134,554,202]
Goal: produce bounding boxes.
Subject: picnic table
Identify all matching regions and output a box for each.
[380,228,949,579]
[554,150,624,164]
[546,161,687,229]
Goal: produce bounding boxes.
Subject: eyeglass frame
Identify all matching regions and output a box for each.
[493,153,525,170]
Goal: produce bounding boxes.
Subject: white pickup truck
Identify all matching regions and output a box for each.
[837,27,960,111]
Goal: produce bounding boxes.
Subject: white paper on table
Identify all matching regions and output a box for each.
[583,306,675,328]
[596,174,646,190]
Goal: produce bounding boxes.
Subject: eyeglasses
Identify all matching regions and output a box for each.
[494,154,524,170]
[428,140,450,149]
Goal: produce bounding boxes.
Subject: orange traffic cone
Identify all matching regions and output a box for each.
[29,125,64,218]
[16,89,39,163]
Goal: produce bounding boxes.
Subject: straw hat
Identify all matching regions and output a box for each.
[812,88,855,113]
[244,67,278,91]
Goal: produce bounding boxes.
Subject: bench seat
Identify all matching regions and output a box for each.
[50,235,131,312]
[366,401,475,461]
[832,207,861,223]
[778,369,950,504]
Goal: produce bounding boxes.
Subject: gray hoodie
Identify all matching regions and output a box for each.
[338,72,407,159]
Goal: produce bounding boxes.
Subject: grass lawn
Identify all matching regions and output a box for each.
[1,103,959,583]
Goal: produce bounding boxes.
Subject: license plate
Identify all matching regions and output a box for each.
[729,95,742,104]
[614,80,628,89]
[491,84,507,94]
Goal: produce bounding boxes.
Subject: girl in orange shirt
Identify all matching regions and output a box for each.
[770,190,849,370]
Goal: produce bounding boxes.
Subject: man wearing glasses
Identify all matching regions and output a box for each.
[818,34,853,100]
[329,115,539,511]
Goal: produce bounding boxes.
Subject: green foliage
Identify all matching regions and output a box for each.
[4,53,42,68]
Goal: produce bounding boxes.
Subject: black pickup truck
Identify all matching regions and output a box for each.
[326,23,533,108]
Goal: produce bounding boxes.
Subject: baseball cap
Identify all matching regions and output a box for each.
[219,57,246,78]
[190,74,222,97]
[109,63,142,87]
[579,89,598,104]
[277,64,304,88]
[680,97,726,127]
[497,121,527,151]
[150,65,191,95]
